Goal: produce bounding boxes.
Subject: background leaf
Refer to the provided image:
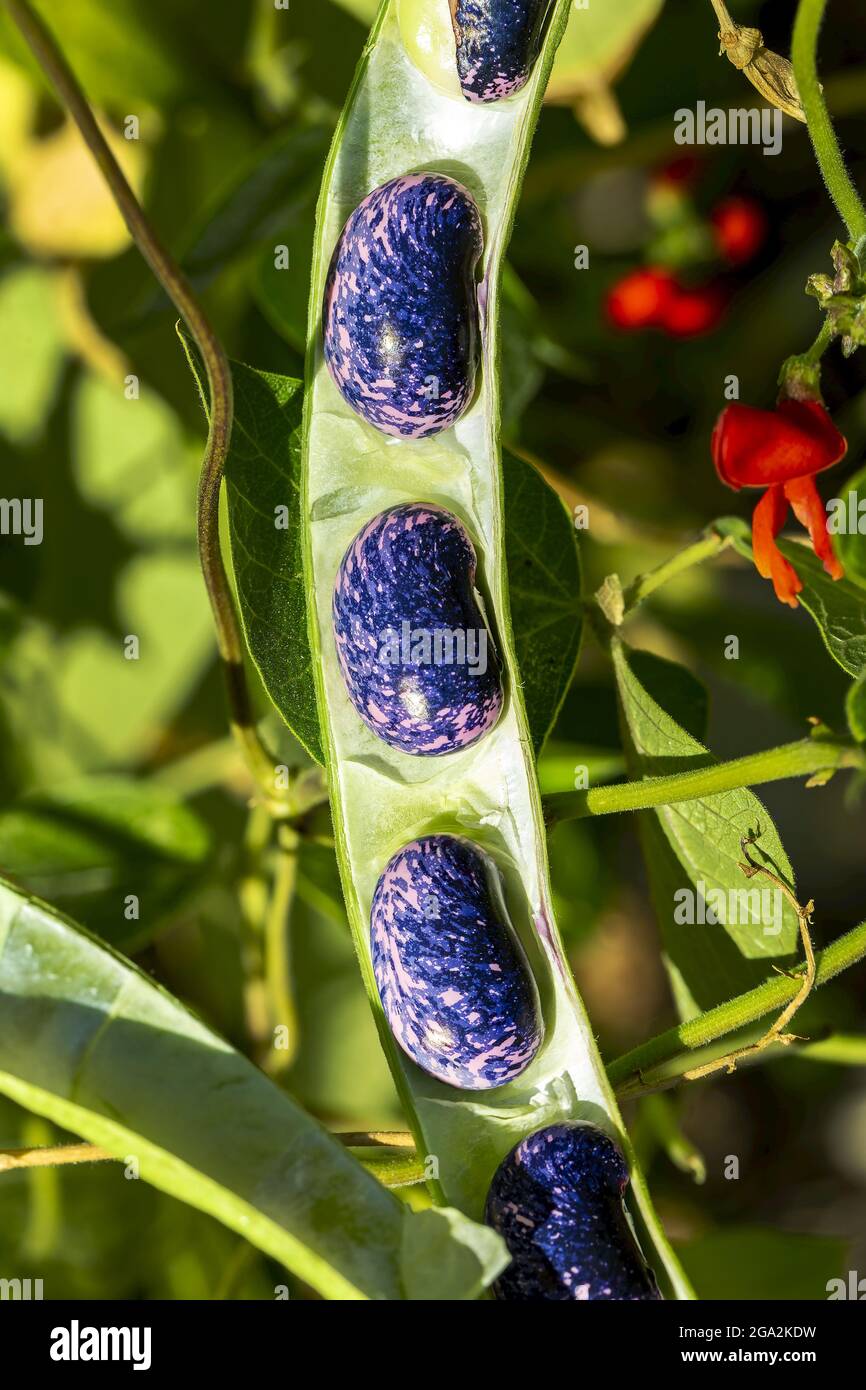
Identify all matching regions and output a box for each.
[0,775,211,951]
[717,515,866,678]
[502,449,582,756]
[677,1227,847,1301]
[612,638,799,1016]
[182,344,323,763]
[832,463,866,591]
[0,874,504,1300]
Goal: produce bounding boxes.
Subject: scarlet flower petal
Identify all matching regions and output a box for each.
[711,196,768,265]
[751,485,802,607]
[605,267,677,330]
[662,283,726,338]
[783,474,845,581]
[712,399,847,490]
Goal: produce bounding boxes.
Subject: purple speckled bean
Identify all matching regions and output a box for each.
[486,1123,663,1301]
[450,0,552,104]
[322,174,482,438]
[371,835,543,1090]
[332,503,503,756]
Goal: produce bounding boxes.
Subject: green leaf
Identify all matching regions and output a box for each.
[0,267,65,444]
[1,552,215,778]
[180,341,323,764]
[677,1228,847,1301]
[72,373,198,544]
[546,0,664,102]
[184,124,331,304]
[0,775,211,951]
[716,515,866,678]
[0,874,505,1299]
[831,463,866,590]
[846,670,866,744]
[503,450,582,756]
[612,638,799,1016]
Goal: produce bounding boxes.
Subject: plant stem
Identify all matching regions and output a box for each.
[0,1143,115,1173]
[608,918,866,1096]
[792,0,866,243]
[544,736,862,827]
[5,0,282,800]
[262,826,300,1074]
[622,530,732,614]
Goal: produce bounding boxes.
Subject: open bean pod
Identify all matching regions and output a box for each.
[301,0,691,1299]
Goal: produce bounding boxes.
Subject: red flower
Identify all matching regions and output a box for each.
[605,267,677,330]
[711,196,768,266]
[712,400,847,606]
[662,283,726,338]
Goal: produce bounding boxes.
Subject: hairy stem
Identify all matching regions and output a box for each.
[5,0,281,796]
[544,736,863,827]
[792,0,866,243]
[608,919,866,1096]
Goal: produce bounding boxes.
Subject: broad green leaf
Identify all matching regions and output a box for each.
[0,775,211,951]
[677,1228,847,1301]
[846,670,866,744]
[181,343,323,763]
[0,874,506,1299]
[503,450,582,756]
[612,638,799,1016]
[831,463,866,590]
[0,267,65,444]
[716,515,866,678]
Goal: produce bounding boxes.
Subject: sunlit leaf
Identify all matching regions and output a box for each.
[0,874,506,1299]
[612,638,799,1016]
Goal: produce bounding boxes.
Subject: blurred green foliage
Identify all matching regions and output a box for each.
[0,0,864,1299]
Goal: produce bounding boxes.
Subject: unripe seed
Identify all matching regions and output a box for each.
[371,835,543,1089]
[450,0,552,104]
[332,503,503,756]
[485,1123,663,1300]
[322,173,482,438]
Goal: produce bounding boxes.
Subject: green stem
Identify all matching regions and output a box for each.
[544,736,863,827]
[622,531,732,615]
[608,919,866,1096]
[263,827,300,1072]
[5,0,282,800]
[802,315,837,363]
[792,0,866,243]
